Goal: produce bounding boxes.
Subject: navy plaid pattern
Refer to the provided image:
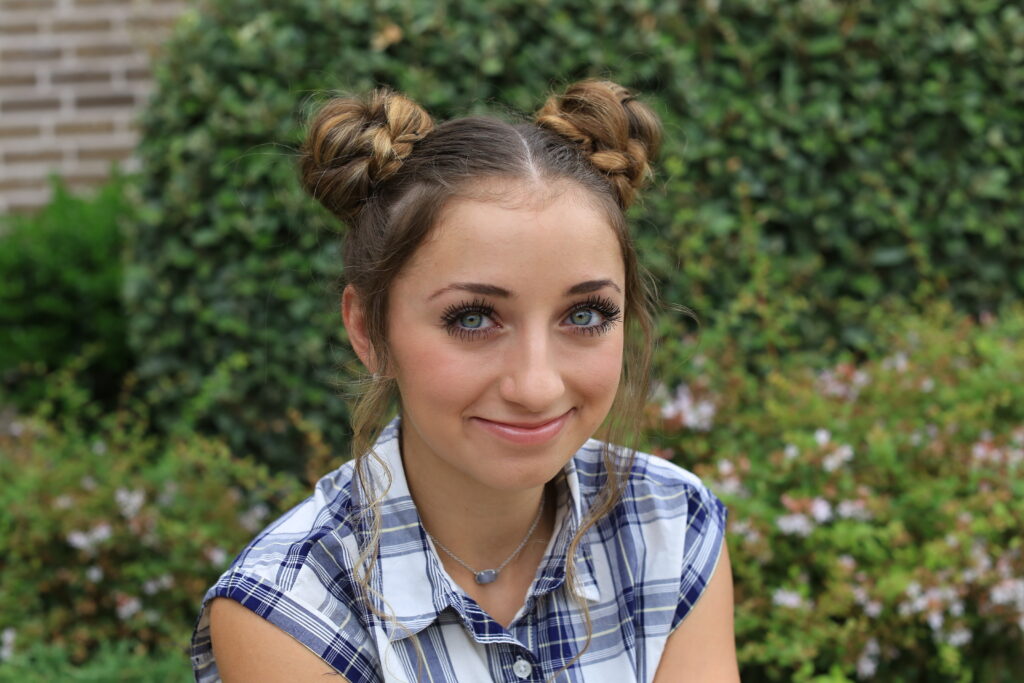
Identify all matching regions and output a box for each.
[191,418,727,682]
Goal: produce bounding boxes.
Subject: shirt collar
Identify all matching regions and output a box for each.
[358,416,601,641]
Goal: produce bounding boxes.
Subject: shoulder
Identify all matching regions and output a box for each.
[208,596,348,682]
[228,459,362,585]
[574,439,728,530]
[191,460,381,682]
[574,441,729,630]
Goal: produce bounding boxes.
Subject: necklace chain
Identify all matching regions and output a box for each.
[426,495,545,585]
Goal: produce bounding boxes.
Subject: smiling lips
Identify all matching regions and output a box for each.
[471,409,575,446]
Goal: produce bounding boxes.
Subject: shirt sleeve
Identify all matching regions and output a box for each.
[669,482,729,631]
[190,570,380,683]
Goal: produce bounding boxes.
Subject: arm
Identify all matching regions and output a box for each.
[652,541,740,682]
[210,597,349,682]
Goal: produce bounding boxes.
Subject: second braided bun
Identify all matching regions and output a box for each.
[535,79,662,209]
[299,88,434,221]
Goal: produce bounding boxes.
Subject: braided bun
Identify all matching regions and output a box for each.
[299,88,434,221]
[535,79,661,209]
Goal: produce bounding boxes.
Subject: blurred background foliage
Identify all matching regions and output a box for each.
[1,0,1022,679]
[0,173,134,415]
[123,0,1024,474]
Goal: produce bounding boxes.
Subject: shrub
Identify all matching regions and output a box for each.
[126,0,1023,471]
[0,360,307,667]
[0,173,133,412]
[0,641,189,683]
[648,301,1024,681]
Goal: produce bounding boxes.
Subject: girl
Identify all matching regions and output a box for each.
[191,79,738,682]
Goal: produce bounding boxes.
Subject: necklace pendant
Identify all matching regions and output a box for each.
[474,569,498,585]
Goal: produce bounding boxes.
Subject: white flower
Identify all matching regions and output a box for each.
[856,638,880,678]
[66,531,91,550]
[865,601,882,618]
[784,444,799,460]
[205,546,228,566]
[115,488,145,519]
[810,498,833,523]
[814,429,831,447]
[54,495,73,510]
[660,385,716,432]
[881,352,909,373]
[776,513,814,537]
[91,439,107,455]
[946,627,971,647]
[990,579,1024,607]
[157,480,179,507]
[86,566,103,582]
[823,444,854,472]
[0,628,15,662]
[772,589,807,609]
[116,595,141,621]
[823,443,855,471]
[239,503,270,533]
[919,377,935,392]
[717,477,746,496]
[142,574,174,595]
[66,524,113,554]
[838,500,871,521]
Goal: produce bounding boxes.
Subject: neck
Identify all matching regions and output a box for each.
[400,438,556,570]
[413,474,552,566]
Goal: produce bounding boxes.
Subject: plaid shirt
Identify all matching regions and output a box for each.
[191,417,727,682]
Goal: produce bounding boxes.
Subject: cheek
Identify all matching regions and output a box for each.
[389,331,488,405]
[568,335,624,406]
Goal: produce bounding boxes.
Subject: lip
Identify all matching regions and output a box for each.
[470,409,575,446]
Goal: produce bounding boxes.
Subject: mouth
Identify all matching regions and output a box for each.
[470,409,575,446]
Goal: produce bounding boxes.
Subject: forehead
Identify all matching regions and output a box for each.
[396,185,624,295]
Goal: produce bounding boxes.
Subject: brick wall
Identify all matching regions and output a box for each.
[0,0,190,214]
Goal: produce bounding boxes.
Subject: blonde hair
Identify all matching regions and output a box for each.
[298,79,661,680]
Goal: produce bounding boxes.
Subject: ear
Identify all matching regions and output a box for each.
[341,285,378,374]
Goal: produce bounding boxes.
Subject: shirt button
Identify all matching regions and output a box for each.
[512,657,532,679]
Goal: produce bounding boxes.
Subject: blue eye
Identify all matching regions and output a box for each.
[440,299,499,340]
[563,296,622,335]
[458,312,486,329]
[568,309,598,326]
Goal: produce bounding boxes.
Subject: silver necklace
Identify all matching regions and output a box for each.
[426,496,545,585]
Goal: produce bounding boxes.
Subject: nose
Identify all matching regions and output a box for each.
[498,326,565,413]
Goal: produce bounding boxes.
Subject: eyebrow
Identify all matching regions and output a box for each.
[566,279,622,296]
[427,279,621,301]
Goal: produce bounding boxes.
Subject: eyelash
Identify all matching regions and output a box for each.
[439,296,622,341]
[440,298,497,341]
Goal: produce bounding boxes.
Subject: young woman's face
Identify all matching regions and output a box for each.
[386,184,626,494]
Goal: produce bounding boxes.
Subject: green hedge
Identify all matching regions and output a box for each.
[647,301,1024,681]
[126,0,1024,469]
[0,174,133,412]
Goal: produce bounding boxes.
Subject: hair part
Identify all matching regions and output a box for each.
[298,78,662,680]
